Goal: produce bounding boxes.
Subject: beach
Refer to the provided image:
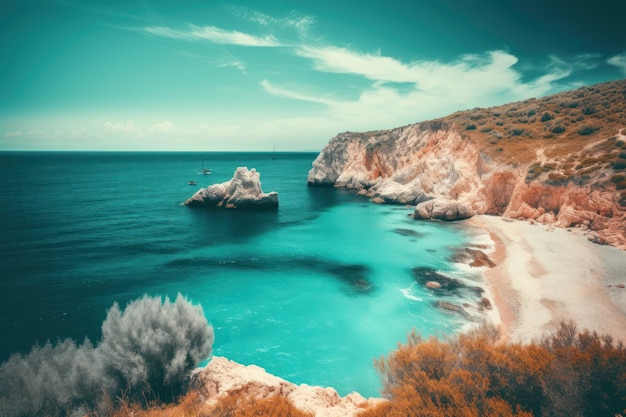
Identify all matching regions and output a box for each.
[467,215,626,344]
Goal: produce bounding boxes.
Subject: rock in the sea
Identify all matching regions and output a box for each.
[191,356,385,417]
[426,281,442,289]
[413,199,474,221]
[435,301,469,317]
[479,297,492,310]
[185,167,278,209]
[466,248,496,268]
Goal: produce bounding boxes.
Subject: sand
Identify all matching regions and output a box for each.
[466,215,626,344]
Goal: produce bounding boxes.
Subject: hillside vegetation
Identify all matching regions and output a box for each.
[444,79,626,204]
[104,322,626,417]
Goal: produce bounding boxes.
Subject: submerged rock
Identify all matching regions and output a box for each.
[185,167,278,209]
[326,264,374,294]
[412,267,482,296]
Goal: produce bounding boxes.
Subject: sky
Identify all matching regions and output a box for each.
[1,0,625,151]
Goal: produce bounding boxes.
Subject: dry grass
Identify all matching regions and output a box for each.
[107,388,313,417]
[433,79,626,184]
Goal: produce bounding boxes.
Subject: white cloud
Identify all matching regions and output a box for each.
[261,48,590,133]
[143,24,282,47]
[607,53,626,75]
[260,79,338,105]
[104,120,142,135]
[230,6,315,36]
[3,131,23,138]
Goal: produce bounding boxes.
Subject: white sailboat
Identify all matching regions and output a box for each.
[197,157,212,175]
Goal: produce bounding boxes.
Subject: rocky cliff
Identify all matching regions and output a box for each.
[191,357,384,417]
[186,167,278,209]
[308,79,626,249]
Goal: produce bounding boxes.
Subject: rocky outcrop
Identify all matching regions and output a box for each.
[185,167,278,209]
[307,121,626,250]
[191,356,384,417]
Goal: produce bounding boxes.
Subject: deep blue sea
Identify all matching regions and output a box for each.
[0,151,477,397]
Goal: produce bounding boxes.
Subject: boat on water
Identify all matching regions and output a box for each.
[272,145,278,160]
[197,157,212,175]
[187,180,197,185]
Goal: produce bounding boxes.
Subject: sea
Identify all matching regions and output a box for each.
[0,151,483,397]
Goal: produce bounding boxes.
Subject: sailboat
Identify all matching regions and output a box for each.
[197,157,212,175]
[271,145,278,160]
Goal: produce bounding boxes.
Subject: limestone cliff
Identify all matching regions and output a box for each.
[185,167,278,209]
[191,356,384,417]
[308,79,626,249]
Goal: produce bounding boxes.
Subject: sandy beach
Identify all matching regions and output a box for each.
[466,215,626,344]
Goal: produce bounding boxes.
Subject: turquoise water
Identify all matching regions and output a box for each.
[0,152,473,397]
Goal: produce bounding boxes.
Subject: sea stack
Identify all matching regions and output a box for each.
[185,167,278,209]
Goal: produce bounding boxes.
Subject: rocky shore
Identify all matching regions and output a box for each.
[191,356,385,417]
[307,122,626,249]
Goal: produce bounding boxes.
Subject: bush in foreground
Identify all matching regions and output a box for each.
[0,294,213,417]
[111,389,313,417]
[359,322,626,417]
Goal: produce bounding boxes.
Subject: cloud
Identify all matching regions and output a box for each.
[3,131,23,138]
[229,6,315,36]
[262,48,590,133]
[260,79,338,105]
[143,24,282,47]
[104,120,142,135]
[607,53,626,75]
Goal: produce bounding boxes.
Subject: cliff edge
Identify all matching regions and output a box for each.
[191,356,385,417]
[308,79,626,249]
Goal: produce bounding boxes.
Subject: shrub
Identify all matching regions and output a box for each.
[578,126,599,136]
[363,322,626,417]
[0,294,214,417]
[582,106,597,115]
[541,112,555,122]
[465,124,476,130]
[551,126,566,134]
[99,294,214,402]
[614,159,626,170]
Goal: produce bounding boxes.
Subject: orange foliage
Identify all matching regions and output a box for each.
[109,388,313,417]
[208,388,313,417]
[363,322,626,417]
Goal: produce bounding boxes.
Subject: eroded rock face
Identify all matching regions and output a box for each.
[307,123,485,213]
[191,356,385,417]
[185,167,278,209]
[307,123,626,249]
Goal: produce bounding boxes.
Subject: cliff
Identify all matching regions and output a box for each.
[191,356,385,417]
[308,79,626,249]
[185,167,278,209]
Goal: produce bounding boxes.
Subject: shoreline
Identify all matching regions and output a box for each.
[465,215,626,344]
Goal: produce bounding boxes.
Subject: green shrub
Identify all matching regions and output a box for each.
[541,112,554,122]
[551,126,566,134]
[578,126,599,136]
[466,124,476,130]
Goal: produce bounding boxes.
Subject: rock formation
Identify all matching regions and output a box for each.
[307,80,626,249]
[191,356,384,417]
[185,167,278,209]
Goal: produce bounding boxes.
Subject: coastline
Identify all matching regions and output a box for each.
[466,215,626,343]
